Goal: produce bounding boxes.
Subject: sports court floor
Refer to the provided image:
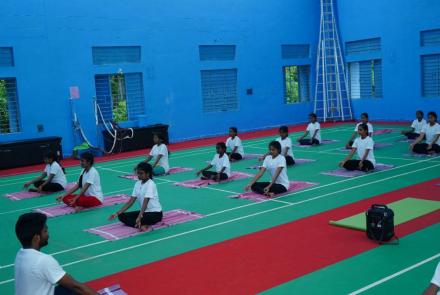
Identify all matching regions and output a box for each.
[1,123,439,294]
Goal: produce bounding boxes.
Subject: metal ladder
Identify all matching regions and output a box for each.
[314,0,353,122]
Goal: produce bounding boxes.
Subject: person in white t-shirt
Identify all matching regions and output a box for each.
[145,133,170,175]
[339,123,376,172]
[23,152,67,193]
[401,110,427,140]
[245,141,289,197]
[57,152,103,212]
[346,112,374,149]
[109,162,163,232]
[197,142,231,181]
[226,127,244,161]
[277,126,295,166]
[423,261,440,295]
[410,111,440,154]
[14,212,97,295]
[298,113,321,145]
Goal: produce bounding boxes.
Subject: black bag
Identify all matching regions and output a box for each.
[366,204,397,243]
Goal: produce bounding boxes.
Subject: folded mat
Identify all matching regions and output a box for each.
[374,129,393,135]
[119,167,193,180]
[246,158,316,170]
[85,209,204,240]
[98,285,127,295]
[228,181,318,203]
[5,183,76,201]
[34,195,130,217]
[321,163,394,178]
[175,172,253,188]
[329,197,440,231]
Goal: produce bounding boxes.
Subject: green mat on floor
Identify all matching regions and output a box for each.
[329,197,440,231]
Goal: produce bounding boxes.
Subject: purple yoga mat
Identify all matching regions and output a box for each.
[404,153,440,158]
[374,142,393,148]
[321,163,394,178]
[175,172,253,188]
[5,183,76,201]
[395,138,415,143]
[242,153,262,160]
[229,181,318,203]
[34,195,130,217]
[85,209,204,241]
[374,129,393,135]
[246,158,316,169]
[294,139,339,148]
[119,167,194,180]
[98,285,127,295]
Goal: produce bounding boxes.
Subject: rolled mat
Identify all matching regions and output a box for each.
[174,172,253,188]
[5,183,76,201]
[321,163,394,178]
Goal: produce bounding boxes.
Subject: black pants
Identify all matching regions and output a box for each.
[412,143,440,154]
[285,156,295,166]
[118,211,163,227]
[201,170,228,180]
[251,182,288,195]
[54,285,77,295]
[405,132,420,140]
[33,180,64,192]
[343,160,375,172]
[299,139,320,145]
[227,152,243,161]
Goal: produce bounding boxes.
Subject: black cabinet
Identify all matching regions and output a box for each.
[102,124,169,153]
[0,137,63,169]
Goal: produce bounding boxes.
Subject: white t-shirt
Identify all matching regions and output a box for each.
[44,162,67,188]
[306,122,321,143]
[149,144,169,173]
[421,123,440,145]
[411,119,427,134]
[352,136,376,166]
[15,248,66,295]
[226,136,244,156]
[355,122,374,135]
[262,155,289,190]
[132,179,162,212]
[276,137,294,158]
[431,262,440,289]
[210,154,231,177]
[81,167,103,202]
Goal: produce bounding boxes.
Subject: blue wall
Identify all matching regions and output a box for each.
[1,0,439,156]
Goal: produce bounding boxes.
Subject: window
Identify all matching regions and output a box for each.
[345,38,381,55]
[348,60,382,99]
[283,65,310,103]
[94,73,145,122]
[0,78,20,133]
[421,29,440,47]
[92,46,141,65]
[0,47,14,67]
[201,69,237,112]
[421,54,440,97]
[199,45,236,61]
[281,45,310,59]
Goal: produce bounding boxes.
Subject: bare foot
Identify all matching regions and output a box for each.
[74,206,83,213]
[266,192,275,198]
[140,225,149,232]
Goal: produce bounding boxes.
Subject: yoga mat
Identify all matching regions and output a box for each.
[119,167,194,180]
[294,139,338,148]
[85,209,204,241]
[34,195,130,217]
[242,153,262,160]
[404,153,440,158]
[246,158,316,170]
[395,138,415,143]
[175,172,253,188]
[98,285,127,295]
[321,163,394,178]
[329,197,440,231]
[228,181,318,203]
[374,129,393,135]
[374,142,393,148]
[5,183,76,201]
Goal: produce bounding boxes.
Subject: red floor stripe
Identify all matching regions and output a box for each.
[87,178,439,294]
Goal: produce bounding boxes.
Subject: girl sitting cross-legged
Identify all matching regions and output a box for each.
[196,142,231,182]
[409,111,440,154]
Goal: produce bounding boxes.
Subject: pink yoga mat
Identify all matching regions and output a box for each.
[374,129,393,135]
[5,183,76,201]
[228,181,318,203]
[85,209,204,241]
[98,285,127,295]
[246,158,315,170]
[175,172,253,188]
[321,163,394,178]
[119,167,194,180]
[34,195,130,217]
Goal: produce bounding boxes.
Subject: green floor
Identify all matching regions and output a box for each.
[1,124,439,294]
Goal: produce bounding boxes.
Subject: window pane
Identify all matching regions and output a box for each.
[284,66,299,104]
[110,74,128,122]
[0,78,20,134]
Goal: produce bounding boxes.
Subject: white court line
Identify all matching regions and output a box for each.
[348,252,440,295]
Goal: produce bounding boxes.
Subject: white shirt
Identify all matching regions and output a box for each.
[262,155,289,190]
[149,144,169,173]
[44,162,67,188]
[210,153,231,177]
[81,167,103,202]
[15,248,66,295]
[226,136,244,156]
[411,119,427,134]
[431,262,440,289]
[355,122,374,135]
[306,122,321,143]
[276,137,294,158]
[132,179,162,212]
[352,136,376,166]
[421,123,440,145]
